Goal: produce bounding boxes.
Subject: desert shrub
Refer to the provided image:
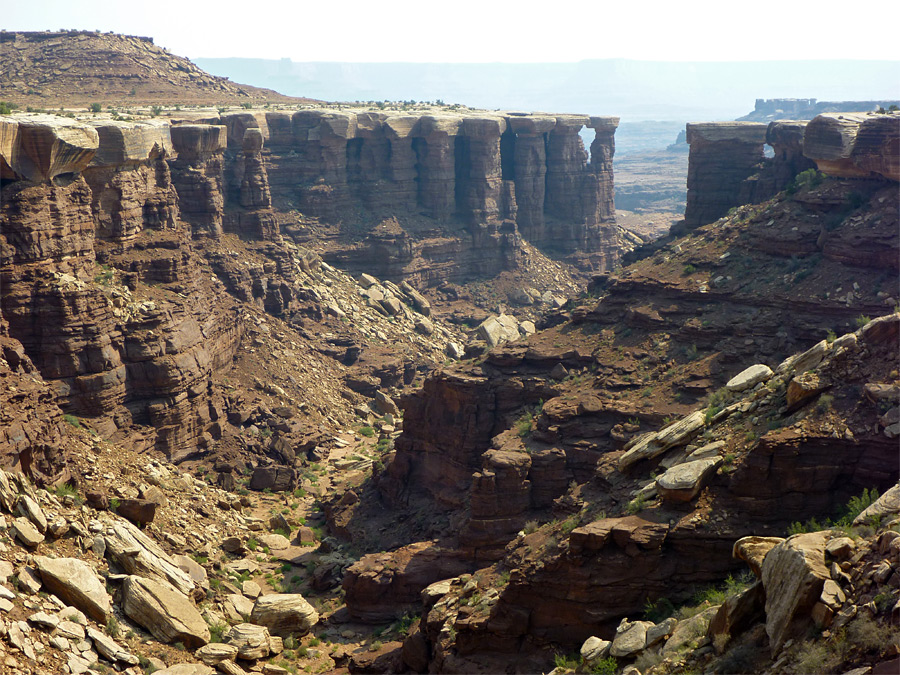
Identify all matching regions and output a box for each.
[515,411,534,438]
[589,657,618,675]
[358,426,375,438]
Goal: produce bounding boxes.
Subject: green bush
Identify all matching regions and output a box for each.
[358,426,375,438]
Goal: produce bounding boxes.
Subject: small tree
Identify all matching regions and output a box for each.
[89,102,102,113]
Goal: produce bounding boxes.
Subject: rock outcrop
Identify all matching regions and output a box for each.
[223,109,623,272]
[804,112,900,181]
[1,115,241,461]
[681,112,899,230]
[682,122,768,229]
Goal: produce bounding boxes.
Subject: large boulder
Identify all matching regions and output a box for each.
[609,619,654,657]
[733,536,785,578]
[726,364,773,392]
[250,593,319,637]
[224,623,271,660]
[249,465,297,492]
[656,457,722,502]
[33,556,111,622]
[853,484,900,526]
[104,517,195,595]
[122,575,210,647]
[761,532,830,654]
[476,315,521,348]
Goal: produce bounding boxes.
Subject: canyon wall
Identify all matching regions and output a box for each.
[0,115,241,465]
[0,106,622,469]
[682,112,899,229]
[181,109,623,276]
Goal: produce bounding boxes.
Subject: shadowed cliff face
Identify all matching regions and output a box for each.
[0,116,242,464]
[682,112,899,230]
[197,109,624,275]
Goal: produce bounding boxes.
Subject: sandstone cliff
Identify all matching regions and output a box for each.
[682,112,898,230]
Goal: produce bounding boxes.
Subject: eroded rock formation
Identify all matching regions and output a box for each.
[192,109,623,273]
[1,115,240,463]
[682,112,899,229]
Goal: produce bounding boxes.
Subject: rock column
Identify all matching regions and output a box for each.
[545,114,591,221]
[588,116,620,224]
[411,115,460,221]
[508,116,554,237]
[683,122,768,229]
[766,121,815,193]
[169,124,227,238]
[456,116,506,224]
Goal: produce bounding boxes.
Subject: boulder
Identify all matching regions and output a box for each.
[610,619,654,657]
[224,623,271,660]
[16,495,47,533]
[853,484,900,526]
[33,556,111,622]
[115,498,157,525]
[733,536,784,578]
[476,315,520,348]
[761,532,831,654]
[173,555,208,585]
[249,465,297,492]
[645,617,677,647]
[223,593,255,622]
[373,391,400,417]
[195,643,239,666]
[707,582,765,648]
[250,593,319,637]
[580,636,611,664]
[12,517,44,548]
[726,364,773,392]
[258,533,291,551]
[656,457,722,502]
[154,666,214,675]
[786,371,829,411]
[122,575,210,647]
[85,626,138,665]
[104,517,195,595]
[661,605,720,657]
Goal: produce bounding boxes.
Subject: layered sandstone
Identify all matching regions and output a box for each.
[207,109,621,270]
[804,112,900,181]
[1,116,240,462]
[682,112,899,230]
[168,124,227,238]
[682,122,768,229]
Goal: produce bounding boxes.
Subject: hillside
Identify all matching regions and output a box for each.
[0,31,311,107]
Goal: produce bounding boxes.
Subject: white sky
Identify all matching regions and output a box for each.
[5,0,900,63]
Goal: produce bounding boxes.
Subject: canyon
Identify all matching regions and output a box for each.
[0,32,898,675]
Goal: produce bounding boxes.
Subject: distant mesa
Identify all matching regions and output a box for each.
[739,97,900,122]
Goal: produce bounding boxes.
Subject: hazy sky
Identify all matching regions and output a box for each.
[6,0,900,63]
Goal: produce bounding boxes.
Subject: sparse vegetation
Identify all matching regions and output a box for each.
[359,426,375,438]
[63,414,82,428]
[626,494,647,515]
[515,411,534,438]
